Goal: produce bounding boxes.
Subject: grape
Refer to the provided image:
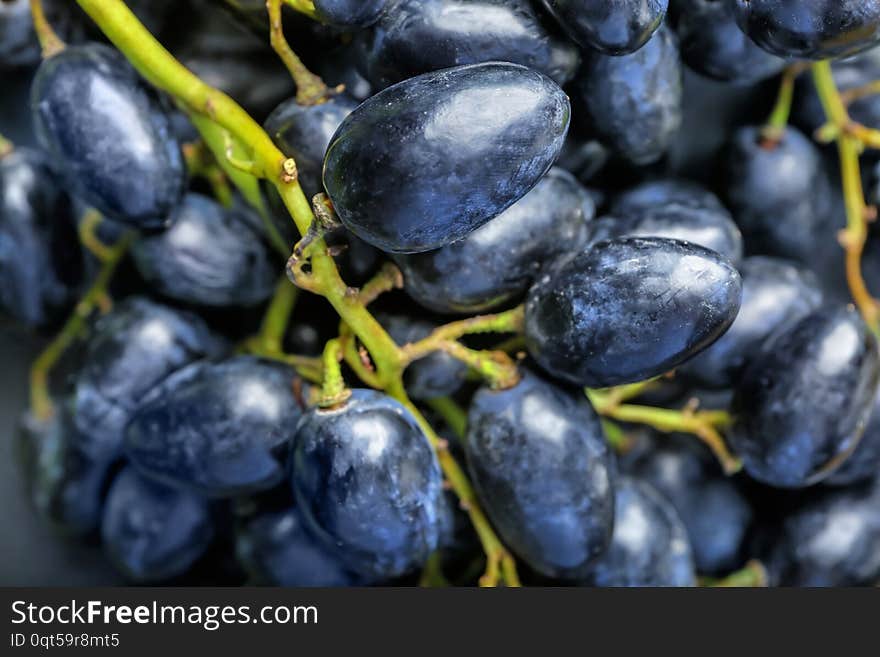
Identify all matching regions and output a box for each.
[628,435,753,575]
[125,357,308,498]
[465,371,616,578]
[0,147,83,327]
[31,44,185,229]
[131,194,277,308]
[574,25,682,165]
[580,477,696,587]
[730,0,880,60]
[236,506,362,587]
[290,389,445,578]
[323,62,570,253]
[539,0,668,55]
[101,466,214,583]
[681,257,824,389]
[313,0,388,28]
[395,168,594,314]
[357,0,580,89]
[730,307,880,488]
[71,297,225,462]
[825,387,880,487]
[671,0,785,83]
[525,237,742,388]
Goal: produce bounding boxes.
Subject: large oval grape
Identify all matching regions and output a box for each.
[525,237,743,388]
[323,62,570,253]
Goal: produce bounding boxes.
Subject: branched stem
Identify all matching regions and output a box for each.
[357,263,404,305]
[812,61,880,334]
[29,232,134,420]
[841,80,880,106]
[587,388,741,474]
[29,0,65,58]
[267,0,332,105]
[75,0,519,587]
[401,306,525,363]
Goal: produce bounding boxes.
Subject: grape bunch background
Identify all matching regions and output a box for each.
[2,0,880,587]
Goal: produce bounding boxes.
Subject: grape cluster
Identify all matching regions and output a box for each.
[3,0,880,588]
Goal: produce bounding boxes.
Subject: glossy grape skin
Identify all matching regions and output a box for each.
[540,0,667,55]
[236,507,360,586]
[465,371,616,578]
[291,389,444,579]
[323,62,570,253]
[101,467,214,583]
[265,95,358,199]
[722,127,833,265]
[357,0,580,89]
[17,408,111,538]
[826,388,880,487]
[671,0,784,83]
[611,178,720,216]
[126,357,308,499]
[394,168,594,314]
[681,257,824,389]
[313,0,387,28]
[0,147,83,327]
[377,314,468,401]
[730,307,880,489]
[575,25,682,165]
[525,237,743,388]
[31,44,185,229]
[131,194,277,308]
[71,298,225,463]
[730,0,880,60]
[765,478,880,586]
[628,436,753,574]
[590,200,744,266]
[581,477,696,587]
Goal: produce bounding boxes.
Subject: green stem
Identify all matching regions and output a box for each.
[587,389,740,475]
[812,61,880,334]
[319,338,350,408]
[0,133,13,159]
[601,420,633,453]
[29,0,65,58]
[701,561,768,588]
[257,277,299,353]
[268,0,330,105]
[30,232,134,420]
[284,0,317,20]
[426,396,467,440]
[763,65,801,142]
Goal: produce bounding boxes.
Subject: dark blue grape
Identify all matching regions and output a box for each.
[722,126,834,265]
[628,435,753,575]
[681,257,824,389]
[131,194,277,308]
[101,466,214,583]
[17,407,111,537]
[581,477,696,587]
[236,506,361,586]
[540,0,667,55]
[0,0,81,70]
[466,371,616,578]
[611,178,721,216]
[0,147,83,327]
[591,193,743,265]
[71,297,225,462]
[730,0,880,60]
[826,387,880,487]
[290,389,445,579]
[671,0,785,83]
[126,357,308,498]
[730,307,880,488]
[574,25,682,165]
[31,44,185,229]
[265,94,358,199]
[377,313,468,400]
[323,62,570,253]
[358,0,580,89]
[765,477,880,586]
[314,0,387,28]
[525,237,742,388]
[395,168,594,314]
